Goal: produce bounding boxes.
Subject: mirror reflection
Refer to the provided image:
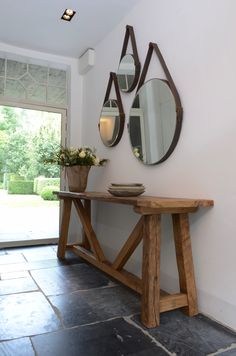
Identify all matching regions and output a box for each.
[99,99,121,147]
[117,54,136,92]
[129,78,178,165]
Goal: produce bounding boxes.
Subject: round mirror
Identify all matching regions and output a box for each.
[117,54,139,93]
[128,78,182,165]
[99,99,124,147]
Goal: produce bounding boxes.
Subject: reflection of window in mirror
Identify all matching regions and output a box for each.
[117,54,137,92]
[117,26,141,93]
[129,109,146,162]
[100,113,120,145]
[104,100,117,108]
[138,80,176,162]
[129,42,183,164]
[129,79,178,164]
[99,98,121,147]
[118,75,127,91]
[99,73,125,147]
[133,95,140,108]
[147,80,175,157]
[117,74,135,92]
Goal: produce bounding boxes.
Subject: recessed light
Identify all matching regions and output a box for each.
[65,9,74,16]
[63,14,71,20]
[61,8,76,21]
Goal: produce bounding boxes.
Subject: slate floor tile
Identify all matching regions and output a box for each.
[0,276,38,295]
[31,263,111,296]
[6,245,55,255]
[0,291,61,340]
[132,311,236,356]
[17,245,59,262]
[0,262,28,274]
[27,259,64,270]
[29,253,84,268]
[49,285,140,327]
[80,285,140,319]
[0,256,83,274]
[0,259,61,273]
[63,249,85,264]
[32,317,168,356]
[131,350,167,356]
[0,270,30,280]
[0,337,35,356]
[5,247,30,255]
[0,253,26,265]
[22,249,56,262]
[219,348,236,355]
[49,290,98,327]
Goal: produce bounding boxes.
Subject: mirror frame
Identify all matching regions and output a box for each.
[118,25,141,93]
[98,72,125,147]
[129,42,183,164]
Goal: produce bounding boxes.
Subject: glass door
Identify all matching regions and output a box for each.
[0,102,67,248]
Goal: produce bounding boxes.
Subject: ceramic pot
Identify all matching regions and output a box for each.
[66,165,91,192]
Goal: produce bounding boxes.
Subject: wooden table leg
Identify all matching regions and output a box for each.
[81,200,91,250]
[172,213,198,316]
[73,199,106,262]
[57,198,72,259]
[141,214,161,328]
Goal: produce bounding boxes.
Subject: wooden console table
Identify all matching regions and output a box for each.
[55,191,213,328]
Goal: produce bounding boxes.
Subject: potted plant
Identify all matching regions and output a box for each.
[45,146,107,192]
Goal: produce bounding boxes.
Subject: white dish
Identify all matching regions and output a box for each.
[110,183,143,187]
[108,189,145,197]
[108,185,145,191]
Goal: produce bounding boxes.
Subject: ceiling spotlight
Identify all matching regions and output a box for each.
[63,14,71,20]
[65,9,74,16]
[61,9,76,21]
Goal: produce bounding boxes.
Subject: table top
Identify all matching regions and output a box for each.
[55,191,214,209]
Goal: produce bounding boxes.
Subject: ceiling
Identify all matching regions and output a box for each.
[0,0,141,58]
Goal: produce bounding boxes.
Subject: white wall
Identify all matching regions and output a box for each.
[81,0,236,330]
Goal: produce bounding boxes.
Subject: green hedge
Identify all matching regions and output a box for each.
[8,180,34,194]
[3,173,24,189]
[40,186,59,201]
[34,177,60,195]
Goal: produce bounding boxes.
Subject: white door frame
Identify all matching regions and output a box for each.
[0,99,68,248]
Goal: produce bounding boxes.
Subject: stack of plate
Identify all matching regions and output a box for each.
[108,183,145,197]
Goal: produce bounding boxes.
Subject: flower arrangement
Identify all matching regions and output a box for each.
[133,146,143,160]
[45,146,108,167]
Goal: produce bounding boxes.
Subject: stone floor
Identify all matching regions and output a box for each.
[0,245,236,356]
